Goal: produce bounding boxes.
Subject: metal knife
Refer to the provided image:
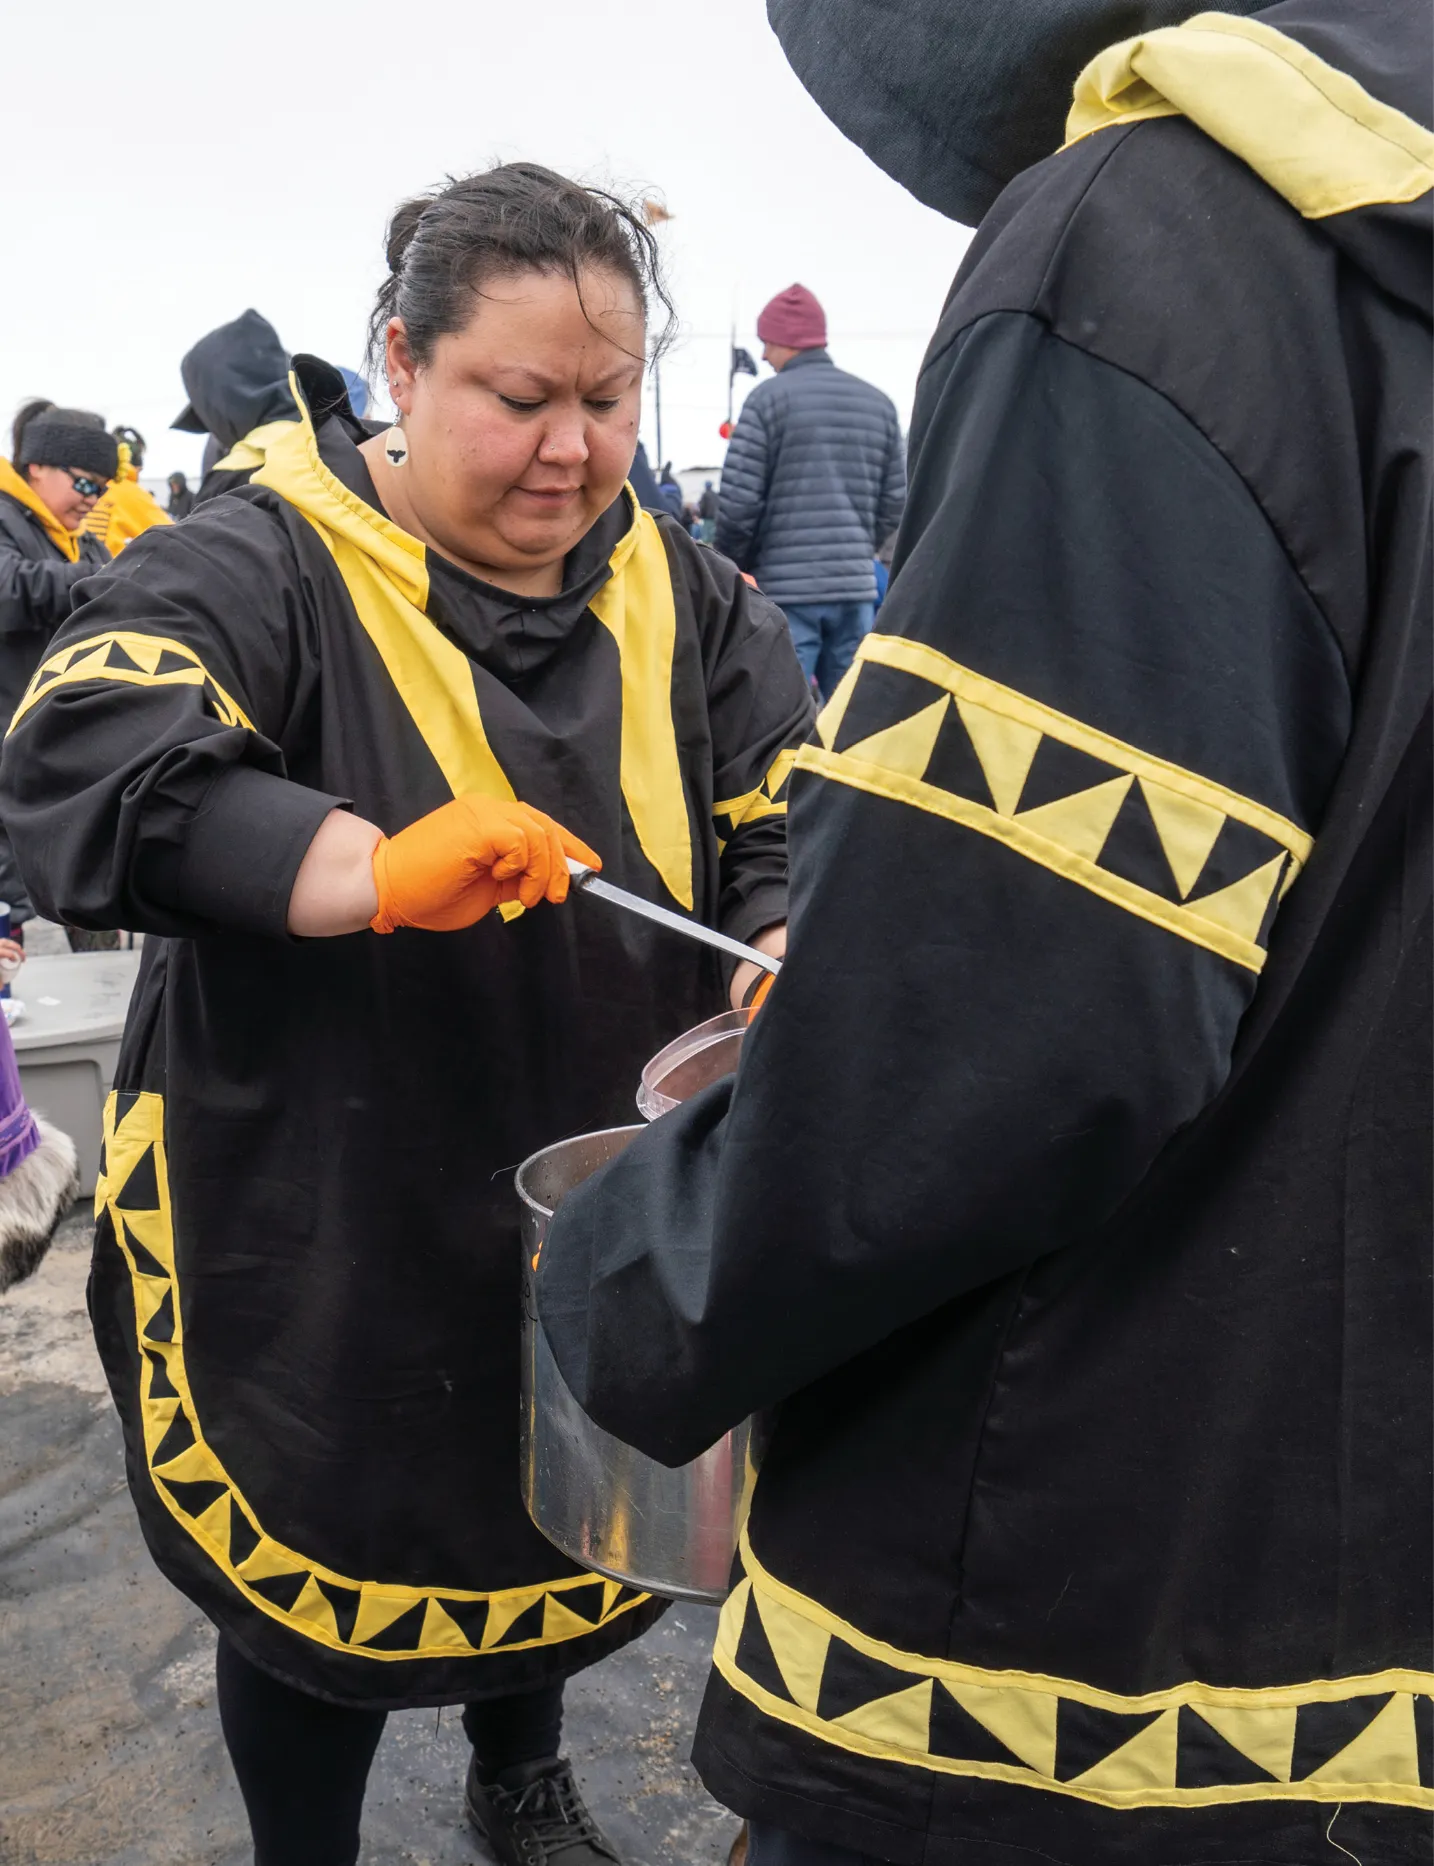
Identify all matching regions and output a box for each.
[565,859,782,975]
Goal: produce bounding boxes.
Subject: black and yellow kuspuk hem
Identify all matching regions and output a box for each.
[97,1091,651,1661]
[716,1533,1434,1812]
[9,631,254,735]
[799,634,1312,973]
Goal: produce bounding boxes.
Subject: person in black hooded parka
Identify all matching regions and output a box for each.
[537,4,1434,1864]
[170,308,300,506]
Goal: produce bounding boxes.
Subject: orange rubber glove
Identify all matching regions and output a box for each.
[370,794,600,934]
[747,970,776,1015]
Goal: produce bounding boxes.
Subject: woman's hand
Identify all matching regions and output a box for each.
[729,922,786,1011]
[0,937,23,979]
[369,794,600,934]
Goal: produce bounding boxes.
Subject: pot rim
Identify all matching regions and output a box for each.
[514,1123,646,1219]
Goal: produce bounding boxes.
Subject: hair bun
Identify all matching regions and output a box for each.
[385,197,430,275]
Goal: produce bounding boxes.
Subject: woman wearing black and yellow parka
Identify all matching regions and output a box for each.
[0,166,812,1866]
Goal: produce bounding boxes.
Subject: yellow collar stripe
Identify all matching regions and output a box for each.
[589,511,693,910]
[254,397,513,808]
[213,418,303,476]
[254,378,692,909]
[1065,12,1434,219]
[0,456,80,562]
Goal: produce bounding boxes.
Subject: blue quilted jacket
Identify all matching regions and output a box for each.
[715,349,906,604]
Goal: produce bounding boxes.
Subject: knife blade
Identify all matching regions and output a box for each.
[565,860,782,975]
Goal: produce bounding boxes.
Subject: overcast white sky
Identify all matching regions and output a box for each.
[2,0,970,483]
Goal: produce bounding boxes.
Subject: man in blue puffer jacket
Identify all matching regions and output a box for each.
[716,285,905,697]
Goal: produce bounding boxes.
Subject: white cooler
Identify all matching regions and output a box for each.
[11,950,143,1196]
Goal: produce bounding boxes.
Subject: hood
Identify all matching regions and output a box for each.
[768,0,1261,225]
[766,0,1426,244]
[1239,0,1431,315]
[171,309,298,451]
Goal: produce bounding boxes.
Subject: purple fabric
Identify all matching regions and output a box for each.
[0,1014,40,1178]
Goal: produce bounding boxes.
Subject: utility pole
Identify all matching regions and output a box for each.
[641,198,673,473]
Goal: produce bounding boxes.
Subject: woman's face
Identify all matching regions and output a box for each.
[27,463,104,531]
[384,266,645,580]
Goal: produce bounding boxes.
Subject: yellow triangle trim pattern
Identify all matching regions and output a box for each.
[1071,1707,1180,1791]
[97,1090,651,1661]
[945,1679,1058,1777]
[833,1679,935,1748]
[795,634,1315,976]
[10,630,255,737]
[814,660,860,751]
[1015,775,1133,863]
[755,1584,831,1713]
[1185,854,1286,946]
[1198,1702,1298,1782]
[956,698,1041,816]
[842,697,949,782]
[1306,1693,1423,1788]
[711,1529,1434,1812]
[1139,777,1227,899]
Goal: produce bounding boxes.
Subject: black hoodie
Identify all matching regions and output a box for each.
[171,309,299,505]
[538,4,1432,1861]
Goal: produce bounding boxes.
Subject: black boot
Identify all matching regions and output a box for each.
[465,1755,620,1865]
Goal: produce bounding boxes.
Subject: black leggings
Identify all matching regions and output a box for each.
[216,1636,565,1866]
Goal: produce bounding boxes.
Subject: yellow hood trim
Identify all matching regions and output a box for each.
[1065,12,1434,219]
[214,418,302,476]
[253,379,693,908]
[0,456,81,562]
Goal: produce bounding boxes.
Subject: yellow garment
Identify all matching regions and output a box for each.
[212,418,301,475]
[0,456,81,562]
[253,376,695,909]
[82,461,172,556]
[1065,12,1434,218]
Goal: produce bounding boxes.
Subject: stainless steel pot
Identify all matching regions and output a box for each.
[517,1125,753,1604]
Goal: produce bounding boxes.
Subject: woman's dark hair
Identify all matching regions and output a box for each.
[11,399,54,463]
[366,163,674,380]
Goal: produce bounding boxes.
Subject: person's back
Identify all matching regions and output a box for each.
[716,284,905,696]
[537,5,1433,1865]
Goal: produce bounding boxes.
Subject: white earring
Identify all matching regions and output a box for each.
[384,419,408,467]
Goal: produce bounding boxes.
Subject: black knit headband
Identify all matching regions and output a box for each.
[18,420,119,482]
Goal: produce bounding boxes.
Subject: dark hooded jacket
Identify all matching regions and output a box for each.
[171,310,299,506]
[0,491,108,727]
[538,3,1433,1860]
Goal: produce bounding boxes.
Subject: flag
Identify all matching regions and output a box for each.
[731,346,758,381]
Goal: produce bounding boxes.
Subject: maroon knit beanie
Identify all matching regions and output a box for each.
[756,283,827,350]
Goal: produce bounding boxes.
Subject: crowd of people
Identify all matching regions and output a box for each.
[0,3,1429,1866]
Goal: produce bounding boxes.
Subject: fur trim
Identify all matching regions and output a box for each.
[0,1119,80,1294]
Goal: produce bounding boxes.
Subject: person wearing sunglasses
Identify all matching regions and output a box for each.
[0,401,115,928]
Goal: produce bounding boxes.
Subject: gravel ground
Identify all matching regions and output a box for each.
[0,1211,739,1866]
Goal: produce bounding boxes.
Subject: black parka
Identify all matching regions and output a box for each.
[0,489,107,727]
[539,3,1433,1860]
[0,358,813,1708]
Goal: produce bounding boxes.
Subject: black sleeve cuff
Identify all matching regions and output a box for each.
[174,764,348,937]
[721,877,788,950]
